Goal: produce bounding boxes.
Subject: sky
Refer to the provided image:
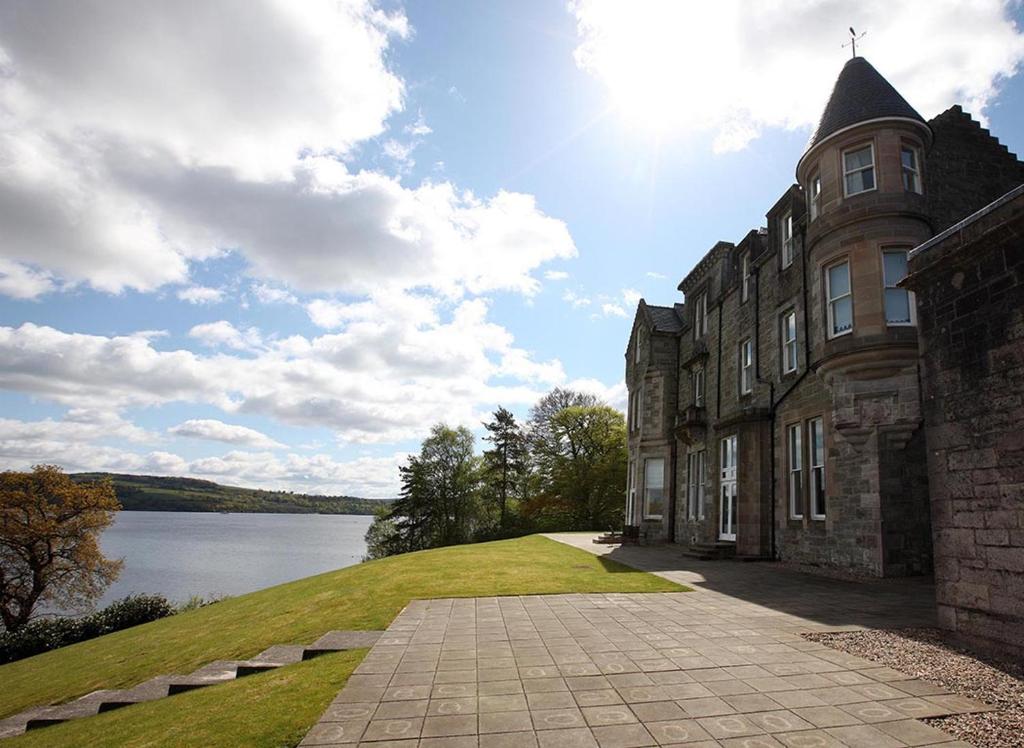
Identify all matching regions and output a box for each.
[1,0,1022,498]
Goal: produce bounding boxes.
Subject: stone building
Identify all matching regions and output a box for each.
[624,56,1024,577]
[903,184,1024,656]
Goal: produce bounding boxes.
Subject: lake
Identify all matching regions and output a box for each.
[90,511,373,609]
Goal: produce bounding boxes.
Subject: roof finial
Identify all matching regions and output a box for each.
[842,27,866,58]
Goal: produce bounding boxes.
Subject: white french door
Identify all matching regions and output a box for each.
[719,435,737,541]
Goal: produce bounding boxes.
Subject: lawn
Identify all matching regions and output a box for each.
[8,650,366,748]
[1,534,683,744]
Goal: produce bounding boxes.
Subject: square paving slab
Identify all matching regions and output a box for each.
[300,536,985,746]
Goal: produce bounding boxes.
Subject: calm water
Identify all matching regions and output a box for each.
[90,511,373,608]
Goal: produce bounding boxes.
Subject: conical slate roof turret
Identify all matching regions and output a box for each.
[804,56,927,154]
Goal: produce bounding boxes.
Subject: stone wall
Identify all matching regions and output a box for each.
[904,186,1024,658]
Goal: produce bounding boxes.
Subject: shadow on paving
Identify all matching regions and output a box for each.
[551,533,937,631]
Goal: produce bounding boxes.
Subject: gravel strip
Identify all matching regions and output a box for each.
[803,627,1024,748]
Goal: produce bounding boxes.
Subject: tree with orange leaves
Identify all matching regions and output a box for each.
[0,465,122,632]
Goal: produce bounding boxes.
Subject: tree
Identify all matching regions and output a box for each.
[0,466,123,632]
[528,404,627,531]
[481,407,529,532]
[370,424,481,556]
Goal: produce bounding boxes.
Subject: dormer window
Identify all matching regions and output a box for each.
[901,145,922,194]
[843,144,875,196]
[808,173,821,221]
[693,293,707,340]
[740,253,751,302]
[780,212,794,268]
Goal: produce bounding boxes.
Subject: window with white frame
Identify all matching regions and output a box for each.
[780,211,794,268]
[687,450,706,520]
[693,293,707,339]
[809,417,826,519]
[739,338,753,395]
[741,253,751,302]
[843,144,875,196]
[643,458,665,519]
[626,459,635,524]
[808,173,821,221]
[692,366,705,408]
[781,310,798,374]
[787,423,803,519]
[901,145,922,194]
[882,249,914,325]
[826,260,853,338]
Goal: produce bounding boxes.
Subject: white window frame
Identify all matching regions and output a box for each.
[787,423,803,519]
[687,450,706,520]
[719,435,738,541]
[693,293,707,340]
[809,417,826,520]
[643,457,665,520]
[741,253,751,302]
[739,338,753,395]
[843,143,876,197]
[825,260,853,339]
[780,211,794,268]
[882,249,916,326]
[781,310,798,374]
[808,173,821,221]
[692,366,705,408]
[901,144,922,194]
[626,459,636,525]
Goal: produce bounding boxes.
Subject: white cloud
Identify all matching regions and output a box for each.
[563,290,591,308]
[168,418,283,449]
[621,288,641,306]
[188,321,263,351]
[0,308,575,443]
[545,270,570,281]
[0,259,55,300]
[600,302,627,318]
[252,283,298,305]
[645,271,666,280]
[566,377,627,412]
[0,2,575,299]
[177,286,224,304]
[570,0,1024,150]
[383,138,416,170]
[405,111,432,136]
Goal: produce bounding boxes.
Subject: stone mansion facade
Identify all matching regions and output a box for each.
[624,56,1024,578]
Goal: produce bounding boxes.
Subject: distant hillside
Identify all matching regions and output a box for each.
[70,473,392,515]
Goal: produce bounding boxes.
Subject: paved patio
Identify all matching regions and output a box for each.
[301,536,986,747]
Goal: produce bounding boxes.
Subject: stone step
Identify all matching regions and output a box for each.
[0,629,384,740]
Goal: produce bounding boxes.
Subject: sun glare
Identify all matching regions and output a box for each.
[573,2,741,136]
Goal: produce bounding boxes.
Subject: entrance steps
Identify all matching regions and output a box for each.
[680,542,737,561]
[0,630,383,739]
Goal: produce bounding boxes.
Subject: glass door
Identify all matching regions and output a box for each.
[719,435,737,541]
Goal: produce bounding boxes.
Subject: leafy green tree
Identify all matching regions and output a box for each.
[368,424,481,556]
[0,466,123,632]
[528,404,627,531]
[481,407,529,532]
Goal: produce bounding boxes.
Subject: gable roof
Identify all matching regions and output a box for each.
[645,304,684,334]
[803,57,928,157]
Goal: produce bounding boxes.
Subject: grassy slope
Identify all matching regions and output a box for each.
[9,650,366,748]
[0,535,682,723]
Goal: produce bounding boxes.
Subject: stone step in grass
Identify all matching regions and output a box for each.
[0,630,382,739]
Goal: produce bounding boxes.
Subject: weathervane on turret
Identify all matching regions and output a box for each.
[843,27,866,58]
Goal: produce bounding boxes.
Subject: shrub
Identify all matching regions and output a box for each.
[0,594,176,664]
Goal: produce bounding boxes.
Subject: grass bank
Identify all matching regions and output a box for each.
[1,534,683,743]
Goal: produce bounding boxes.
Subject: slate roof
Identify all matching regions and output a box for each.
[646,304,684,333]
[805,56,927,153]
